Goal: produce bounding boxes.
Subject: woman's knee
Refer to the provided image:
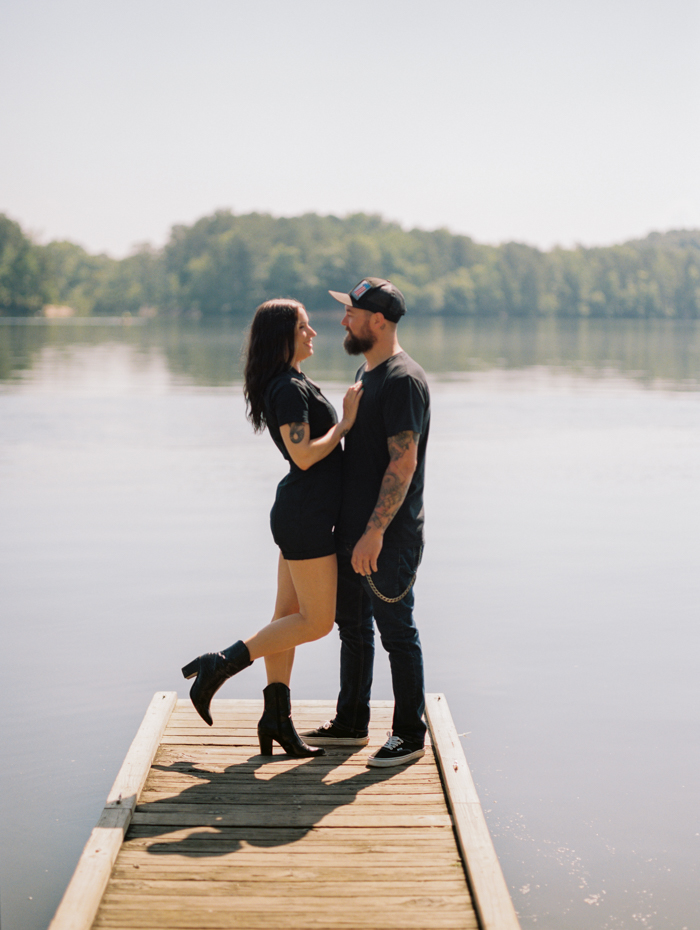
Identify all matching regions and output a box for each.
[303,609,335,641]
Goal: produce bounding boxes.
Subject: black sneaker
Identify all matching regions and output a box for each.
[366,732,425,768]
[299,720,370,747]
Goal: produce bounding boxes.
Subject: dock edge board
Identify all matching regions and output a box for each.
[47,690,178,930]
[425,692,521,930]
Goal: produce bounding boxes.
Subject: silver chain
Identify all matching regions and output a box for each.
[364,547,423,603]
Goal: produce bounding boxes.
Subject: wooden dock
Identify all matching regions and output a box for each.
[49,693,520,930]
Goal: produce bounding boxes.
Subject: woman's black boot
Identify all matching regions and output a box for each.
[258,682,326,758]
[181,641,253,726]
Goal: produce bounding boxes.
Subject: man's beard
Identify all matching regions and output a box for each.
[344,329,376,355]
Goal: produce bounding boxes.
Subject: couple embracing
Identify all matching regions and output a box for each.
[182,277,430,769]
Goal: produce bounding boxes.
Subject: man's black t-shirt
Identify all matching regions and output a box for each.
[337,351,430,549]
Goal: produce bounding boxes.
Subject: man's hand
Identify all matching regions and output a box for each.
[351,527,384,575]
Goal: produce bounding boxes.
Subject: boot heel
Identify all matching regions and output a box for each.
[181,658,200,680]
[258,733,273,755]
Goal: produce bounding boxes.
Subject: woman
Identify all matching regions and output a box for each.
[182,298,363,758]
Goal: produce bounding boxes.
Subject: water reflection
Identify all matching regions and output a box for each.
[2,316,699,389]
[1,317,699,930]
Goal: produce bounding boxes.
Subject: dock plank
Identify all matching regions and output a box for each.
[50,694,519,930]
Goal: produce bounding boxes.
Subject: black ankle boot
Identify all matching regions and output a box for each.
[258,682,326,758]
[181,641,253,726]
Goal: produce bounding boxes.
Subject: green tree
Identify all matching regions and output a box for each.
[0,214,50,315]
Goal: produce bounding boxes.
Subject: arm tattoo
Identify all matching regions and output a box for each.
[364,431,421,535]
[288,422,306,444]
[387,430,419,460]
[367,472,407,532]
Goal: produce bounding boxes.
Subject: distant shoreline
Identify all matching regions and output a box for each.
[0,316,143,326]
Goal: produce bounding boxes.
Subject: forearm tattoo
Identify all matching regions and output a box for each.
[367,473,408,532]
[288,422,306,444]
[364,431,420,535]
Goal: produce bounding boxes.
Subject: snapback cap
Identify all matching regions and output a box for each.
[329,277,406,323]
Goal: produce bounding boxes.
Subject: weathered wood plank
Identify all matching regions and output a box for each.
[94,896,477,924]
[94,920,478,930]
[138,792,448,806]
[48,691,177,930]
[148,760,441,782]
[117,854,465,870]
[111,864,466,880]
[146,758,433,773]
[119,849,463,863]
[426,693,521,930]
[93,914,477,930]
[163,716,396,726]
[93,915,477,930]
[175,699,395,708]
[119,839,462,860]
[141,779,445,794]
[155,745,388,755]
[130,810,453,828]
[134,800,448,816]
[148,758,440,773]
[146,794,442,809]
[158,735,425,747]
[122,825,457,842]
[105,878,472,896]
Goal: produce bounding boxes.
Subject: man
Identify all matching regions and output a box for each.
[302,277,430,767]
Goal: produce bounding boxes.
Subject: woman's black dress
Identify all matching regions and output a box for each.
[263,369,342,561]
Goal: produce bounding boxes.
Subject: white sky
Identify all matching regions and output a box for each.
[1,0,699,257]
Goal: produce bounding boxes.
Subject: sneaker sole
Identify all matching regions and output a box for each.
[301,735,370,747]
[366,748,425,768]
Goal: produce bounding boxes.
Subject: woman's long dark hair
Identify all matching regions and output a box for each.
[243,299,303,432]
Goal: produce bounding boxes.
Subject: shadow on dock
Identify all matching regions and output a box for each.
[139,750,404,855]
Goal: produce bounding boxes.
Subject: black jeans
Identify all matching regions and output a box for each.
[333,543,426,747]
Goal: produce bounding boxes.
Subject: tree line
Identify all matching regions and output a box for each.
[2,210,699,319]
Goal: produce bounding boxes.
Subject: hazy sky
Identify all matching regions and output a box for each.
[2,0,699,257]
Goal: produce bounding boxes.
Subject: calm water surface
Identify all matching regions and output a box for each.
[1,317,698,930]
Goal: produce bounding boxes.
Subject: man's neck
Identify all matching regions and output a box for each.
[363,338,402,372]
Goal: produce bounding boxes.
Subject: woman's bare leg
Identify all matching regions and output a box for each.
[245,553,337,661]
[264,554,298,686]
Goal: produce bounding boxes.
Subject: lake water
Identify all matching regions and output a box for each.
[1,316,698,930]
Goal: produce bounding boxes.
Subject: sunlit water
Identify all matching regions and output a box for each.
[0,317,698,930]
